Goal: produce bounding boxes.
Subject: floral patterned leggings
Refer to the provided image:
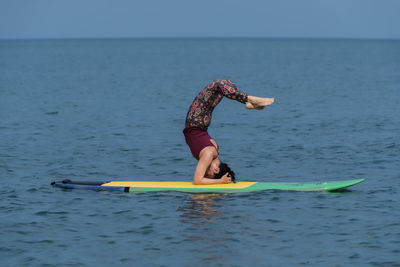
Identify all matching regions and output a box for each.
[184,80,248,130]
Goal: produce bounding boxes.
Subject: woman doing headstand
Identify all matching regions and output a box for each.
[183,80,274,185]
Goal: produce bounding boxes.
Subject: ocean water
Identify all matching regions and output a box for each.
[1,38,399,266]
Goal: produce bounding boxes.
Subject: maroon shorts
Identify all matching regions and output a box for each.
[183,126,218,160]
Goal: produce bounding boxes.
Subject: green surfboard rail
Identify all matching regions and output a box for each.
[127,179,365,193]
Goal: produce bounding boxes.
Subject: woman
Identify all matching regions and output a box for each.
[183,80,274,185]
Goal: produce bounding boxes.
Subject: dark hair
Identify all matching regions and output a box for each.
[214,162,236,183]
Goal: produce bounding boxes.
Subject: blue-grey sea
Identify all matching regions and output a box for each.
[1,39,399,266]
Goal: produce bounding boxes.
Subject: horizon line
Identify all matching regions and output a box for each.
[1,36,399,42]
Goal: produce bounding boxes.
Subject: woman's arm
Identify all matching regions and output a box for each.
[193,150,231,185]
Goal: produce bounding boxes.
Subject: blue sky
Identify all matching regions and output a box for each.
[1,0,399,39]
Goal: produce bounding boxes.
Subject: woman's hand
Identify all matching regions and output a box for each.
[221,173,232,183]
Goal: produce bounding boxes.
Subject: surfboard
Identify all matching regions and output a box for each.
[51,179,364,193]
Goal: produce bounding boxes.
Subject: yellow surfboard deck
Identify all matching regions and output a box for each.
[102,181,256,188]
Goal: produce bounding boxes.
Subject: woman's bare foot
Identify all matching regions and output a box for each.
[246,102,264,110]
[247,96,275,109]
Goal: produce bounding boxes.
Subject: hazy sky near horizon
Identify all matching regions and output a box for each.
[1,0,400,39]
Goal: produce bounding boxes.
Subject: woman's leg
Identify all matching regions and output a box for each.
[212,79,274,109]
[212,79,249,104]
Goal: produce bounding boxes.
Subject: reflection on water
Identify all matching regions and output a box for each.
[178,194,223,226]
[177,194,227,264]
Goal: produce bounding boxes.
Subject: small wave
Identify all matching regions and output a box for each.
[45,111,59,115]
[34,211,69,216]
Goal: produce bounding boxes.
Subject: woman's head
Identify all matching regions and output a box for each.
[205,158,221,178]
[214,162,236,182]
